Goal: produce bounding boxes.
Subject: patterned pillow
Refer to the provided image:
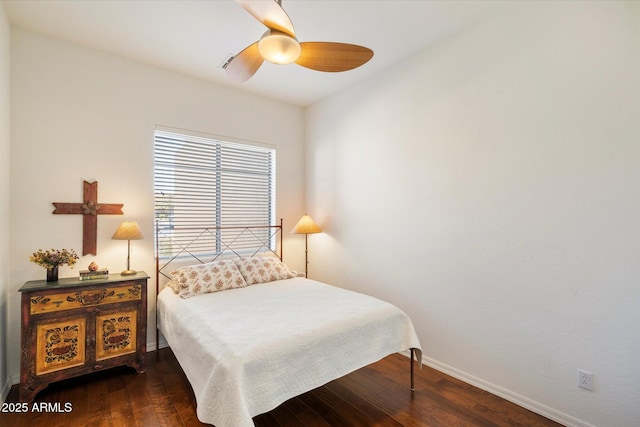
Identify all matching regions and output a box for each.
[170,259,248,298]
[165,277,181,293]
[234,257,297,285]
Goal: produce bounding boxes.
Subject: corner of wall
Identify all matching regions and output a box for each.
[0,0,11,404]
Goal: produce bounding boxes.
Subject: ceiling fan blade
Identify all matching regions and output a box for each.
[223,42,264,82]
[235,0,296,38]
[296,42,374,72]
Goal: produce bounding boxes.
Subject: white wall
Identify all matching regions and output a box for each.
[8,27,305,383]
[0,1,10,403]
[305,2,640,426]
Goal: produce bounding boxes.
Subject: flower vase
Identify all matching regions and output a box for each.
[46,266,59,282]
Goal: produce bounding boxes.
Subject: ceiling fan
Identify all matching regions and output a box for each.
[223,0,374,82]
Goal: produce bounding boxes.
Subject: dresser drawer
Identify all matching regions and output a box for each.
[29,284,143,314]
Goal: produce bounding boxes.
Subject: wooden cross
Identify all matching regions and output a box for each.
[52,181,124,256]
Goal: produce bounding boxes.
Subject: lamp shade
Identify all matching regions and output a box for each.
[112,221,144,240]
[291,214,321,234]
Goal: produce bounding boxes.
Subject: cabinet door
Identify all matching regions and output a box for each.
[35,317,87,375]
[95,309,138,361]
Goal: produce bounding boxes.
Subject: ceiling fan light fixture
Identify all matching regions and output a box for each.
[258,30,301,65]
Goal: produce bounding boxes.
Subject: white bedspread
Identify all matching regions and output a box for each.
[157,277,422,427]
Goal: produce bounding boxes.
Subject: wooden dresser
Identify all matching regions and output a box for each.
[19,272,148,402]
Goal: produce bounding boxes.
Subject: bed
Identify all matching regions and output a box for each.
[155,222,422,427]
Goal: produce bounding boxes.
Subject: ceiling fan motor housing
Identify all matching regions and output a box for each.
[258,30,301,64]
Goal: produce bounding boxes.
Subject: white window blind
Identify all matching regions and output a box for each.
[154,129,275,258]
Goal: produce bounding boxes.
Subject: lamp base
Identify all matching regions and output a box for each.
[121,269,137,276]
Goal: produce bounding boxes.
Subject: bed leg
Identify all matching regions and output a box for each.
[410,348,415,392]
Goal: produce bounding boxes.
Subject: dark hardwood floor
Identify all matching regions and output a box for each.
[2,348,563,426]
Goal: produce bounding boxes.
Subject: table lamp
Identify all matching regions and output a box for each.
[112,220,143,275]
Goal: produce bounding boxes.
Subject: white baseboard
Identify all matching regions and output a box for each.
[147,335,168,353]
[420,355,595,427]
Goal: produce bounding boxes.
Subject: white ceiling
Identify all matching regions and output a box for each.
[4,0,509,106]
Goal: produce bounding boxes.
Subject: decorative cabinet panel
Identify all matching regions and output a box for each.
[95,309,137,361]
[35,317,87,376]
[19,272,148,402]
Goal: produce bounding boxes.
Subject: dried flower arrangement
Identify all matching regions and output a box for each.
[30,248,79,269]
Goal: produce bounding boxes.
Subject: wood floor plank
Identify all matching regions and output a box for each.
[277,397,333,427]
[324,380,405,427]
[2,348,564,427]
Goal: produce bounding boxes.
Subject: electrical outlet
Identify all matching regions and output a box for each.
[578,370,593,391]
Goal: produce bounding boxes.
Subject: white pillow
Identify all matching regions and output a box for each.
[234,257,297,285]
[170,259,248,298]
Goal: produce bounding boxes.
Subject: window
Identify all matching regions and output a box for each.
[154,129,275,258]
